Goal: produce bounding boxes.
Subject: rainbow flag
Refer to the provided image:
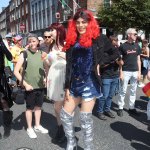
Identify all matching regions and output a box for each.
[142,82,150,96]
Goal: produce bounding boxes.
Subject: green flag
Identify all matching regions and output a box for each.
[62,0,65,9]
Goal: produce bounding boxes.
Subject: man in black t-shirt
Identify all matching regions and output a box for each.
[97,36,123,120]
[117,28,141,117]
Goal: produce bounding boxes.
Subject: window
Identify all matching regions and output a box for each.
[47,0,49,7]
[35,3,38,13]
[41,0,44,10]
[18,0,20,5]
[26,19,28,32]
[26,4,28,14]
[104,0,111,8]
[32,5,34,15]
[42,11,46,28]
[22,7,24,15]
[47,7,50,26]
[19,8,20,18]
[39,1,41,12]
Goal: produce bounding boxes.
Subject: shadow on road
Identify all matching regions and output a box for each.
[110,121,150,149]
[12,110,84,149]
[131,142,150,150]
[92,99,120,117]
[12,112,26,130]
[12,111,56,139]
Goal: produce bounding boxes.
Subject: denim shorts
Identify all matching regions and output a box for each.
[70,75,102,101]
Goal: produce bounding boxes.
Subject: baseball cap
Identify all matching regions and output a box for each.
[38,37,44,41]
[14,35,23,41]
[5,34,12,38]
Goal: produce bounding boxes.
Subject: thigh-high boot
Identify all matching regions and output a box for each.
[60,108,77,150]
[80,112,94,150]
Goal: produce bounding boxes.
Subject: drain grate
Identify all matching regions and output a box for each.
[16,148,32,150]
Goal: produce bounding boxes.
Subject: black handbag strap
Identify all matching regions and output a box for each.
[20,51,27,87]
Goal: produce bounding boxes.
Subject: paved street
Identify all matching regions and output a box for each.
[0,86,150,150]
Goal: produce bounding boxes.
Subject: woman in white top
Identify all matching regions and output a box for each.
[44,23,66,144]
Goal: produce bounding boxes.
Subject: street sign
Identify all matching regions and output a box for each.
[20,24,25,30]
[102,28,106,35]
[55,12,60,18]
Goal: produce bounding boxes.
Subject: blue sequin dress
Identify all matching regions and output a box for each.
[70,42,102,101]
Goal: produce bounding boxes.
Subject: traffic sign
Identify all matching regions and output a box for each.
[20,24,25,30]
[55,12,60,18]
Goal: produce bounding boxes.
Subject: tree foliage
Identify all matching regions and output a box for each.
[97,0,150,34]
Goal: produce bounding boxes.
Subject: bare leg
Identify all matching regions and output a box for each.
[52,101,66,143]
[34,107,41,127]
[54,101,64,125]
[25,109,33,129]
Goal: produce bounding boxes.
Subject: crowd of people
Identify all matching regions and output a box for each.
[0,9,150,150]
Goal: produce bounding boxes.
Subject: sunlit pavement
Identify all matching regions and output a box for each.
[0,86,150,150]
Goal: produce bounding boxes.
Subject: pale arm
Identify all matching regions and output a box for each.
[14,53,33,91]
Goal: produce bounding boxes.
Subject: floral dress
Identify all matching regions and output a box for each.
[47,49,66,101]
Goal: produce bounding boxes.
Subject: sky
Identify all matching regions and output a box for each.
[0,0,10,12]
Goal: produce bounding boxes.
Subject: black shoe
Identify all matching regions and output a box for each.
[117,109,123,117]
[3,126,11,139]
[104,111,115,118]
[97,112,107,120]
[3,111,13,139]
[128,109,140,116]
[52,125,66,144]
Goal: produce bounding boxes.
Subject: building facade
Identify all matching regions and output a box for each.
[57,0,106,22]
[0,7,8,37]
[0,0,110,37]
[30,0,58,35]
[9,0,30,34]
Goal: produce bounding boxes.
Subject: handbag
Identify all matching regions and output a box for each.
[4,66,13,79]
[13,51,27,105]
[12,86,25,105]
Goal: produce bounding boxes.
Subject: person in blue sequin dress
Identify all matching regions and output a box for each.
[60,9,120,150]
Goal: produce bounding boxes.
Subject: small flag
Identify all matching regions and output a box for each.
[142,82,150,96]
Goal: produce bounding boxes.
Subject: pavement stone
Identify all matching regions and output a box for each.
[0,86,150,150]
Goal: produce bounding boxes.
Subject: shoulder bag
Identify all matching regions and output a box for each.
[13,51,27,105]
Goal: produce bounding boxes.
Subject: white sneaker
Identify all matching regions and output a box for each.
[27,128,37,139]
[138,83,145,88]
[34,125,48,134]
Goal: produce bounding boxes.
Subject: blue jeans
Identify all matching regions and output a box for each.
[97,78,119,113]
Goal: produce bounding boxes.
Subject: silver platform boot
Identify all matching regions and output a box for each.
[80,112,94,150]
[60,108,77,150]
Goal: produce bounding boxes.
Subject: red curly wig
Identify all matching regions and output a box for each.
[63,9,100,50]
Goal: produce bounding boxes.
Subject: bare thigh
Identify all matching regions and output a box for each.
[54,101,64,112]
[80,98,96,112]
[63,96,81,114]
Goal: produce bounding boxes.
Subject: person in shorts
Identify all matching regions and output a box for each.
[14,34,48,139]
[60,9,119,150]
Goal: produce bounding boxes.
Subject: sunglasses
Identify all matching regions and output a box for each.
[131,33,137,36]
[44,36,51,39]
[50,28,54,31]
